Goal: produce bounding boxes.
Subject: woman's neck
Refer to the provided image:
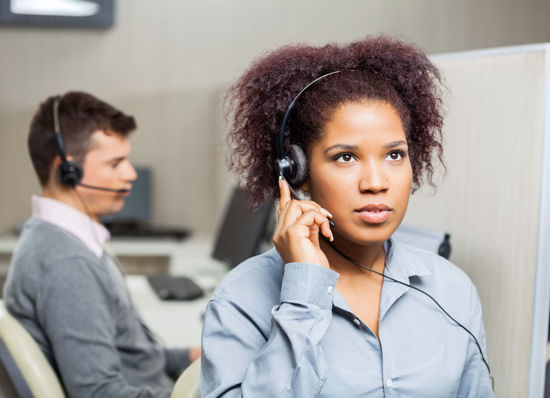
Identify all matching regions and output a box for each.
[321,237,387,276]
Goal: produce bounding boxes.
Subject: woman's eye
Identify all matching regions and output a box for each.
[386,150,405,161]
[335,153,356,163]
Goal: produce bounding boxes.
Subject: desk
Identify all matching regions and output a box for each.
[126,275,212,347]
[0,234,228,347]
[0,234,226,276]
[114,236,227,347]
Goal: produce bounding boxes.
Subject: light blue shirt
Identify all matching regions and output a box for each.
[201,239,494,397]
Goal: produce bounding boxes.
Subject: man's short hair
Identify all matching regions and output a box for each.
[28,91,136,186]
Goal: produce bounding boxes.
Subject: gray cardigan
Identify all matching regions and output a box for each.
[3,219,190,398]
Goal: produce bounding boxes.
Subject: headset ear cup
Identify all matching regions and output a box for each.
[57,161,83,187]
[287,144,307,186]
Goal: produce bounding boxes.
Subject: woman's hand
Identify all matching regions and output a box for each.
[273,178,334,268]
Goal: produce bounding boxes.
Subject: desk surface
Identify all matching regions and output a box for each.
[0,234,228,348]
[0,233,226,274]
[0,275,217,349]
[126,275,213,347]
[0,233,212,255]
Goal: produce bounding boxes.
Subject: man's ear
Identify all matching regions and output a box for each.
[50,155,62,174]
[48,155,75,181]
[45,156,62,187]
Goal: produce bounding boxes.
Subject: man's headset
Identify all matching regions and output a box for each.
[52,98,129,194]
[272,71,493,381]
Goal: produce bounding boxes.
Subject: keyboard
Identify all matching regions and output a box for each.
[106,221,191,241]
[147,275,204,301]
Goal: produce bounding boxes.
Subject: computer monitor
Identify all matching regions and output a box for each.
[102,167,191,240]
[211,187,274,268]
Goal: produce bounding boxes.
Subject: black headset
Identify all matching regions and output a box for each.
[275,71,341,187]
[273,72,492,381]
[52,98,129,194]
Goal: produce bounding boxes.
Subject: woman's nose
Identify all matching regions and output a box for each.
[358,161,389,194]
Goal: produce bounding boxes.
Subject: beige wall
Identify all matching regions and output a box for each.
[404,47,549,397]
[1,0,550,234]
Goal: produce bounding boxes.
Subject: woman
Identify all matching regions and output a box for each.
[201,36,494,397]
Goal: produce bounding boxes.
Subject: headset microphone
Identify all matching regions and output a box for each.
[76,183,130,194]
[52,98,129,195]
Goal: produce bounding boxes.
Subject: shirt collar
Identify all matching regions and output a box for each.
[330,238,433,313]
[385,237,433,281]
[31,195,110,258]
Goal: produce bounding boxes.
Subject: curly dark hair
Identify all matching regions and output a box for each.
[226,36,445,204]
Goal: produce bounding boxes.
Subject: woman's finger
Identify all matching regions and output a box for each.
[277,197,332,235]
[279,200,319,229]
[294,199,332,221]
[289,210,333,242]
[278,177,292,217]
[274,207,333,267]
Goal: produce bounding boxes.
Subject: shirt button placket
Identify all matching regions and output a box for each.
[380,336,394,396]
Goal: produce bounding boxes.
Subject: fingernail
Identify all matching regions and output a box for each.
[278,175,283,180]
[330,232,334,242]
[321,208,333,218]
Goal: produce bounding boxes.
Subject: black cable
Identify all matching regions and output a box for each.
[326,239,492,378]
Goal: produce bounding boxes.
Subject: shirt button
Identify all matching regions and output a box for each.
[386,379,393,388]
[353,318,361,326]
[327,286,333,294]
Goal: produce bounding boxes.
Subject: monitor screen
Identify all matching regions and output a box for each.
[211,187,274,268]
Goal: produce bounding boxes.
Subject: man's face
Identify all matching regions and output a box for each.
[77,130,137,220]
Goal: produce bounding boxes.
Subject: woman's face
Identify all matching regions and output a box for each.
[305,101,412,247]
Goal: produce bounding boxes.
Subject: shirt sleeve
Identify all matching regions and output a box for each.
[201,262,339,398]
[37,258,172,398]
[456,284,494,398]
[164,347,191,378]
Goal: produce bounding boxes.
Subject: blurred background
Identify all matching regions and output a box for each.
[1,0,550,235]
[1,2,550,397]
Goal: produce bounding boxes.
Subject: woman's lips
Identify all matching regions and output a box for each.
[355,204,393,224]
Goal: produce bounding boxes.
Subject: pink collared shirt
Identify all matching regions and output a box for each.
[31,195,110,258]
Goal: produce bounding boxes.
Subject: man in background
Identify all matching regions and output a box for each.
[3,91,200,398]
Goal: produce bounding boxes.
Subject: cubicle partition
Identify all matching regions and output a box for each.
[402,44,550,397]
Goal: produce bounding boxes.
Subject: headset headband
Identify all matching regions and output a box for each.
[53,98,69,164]
[276,70,341,160]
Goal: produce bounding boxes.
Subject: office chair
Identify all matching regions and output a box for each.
[171,357,201,398]
[0,305,66,398]
[392,225,451,259]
